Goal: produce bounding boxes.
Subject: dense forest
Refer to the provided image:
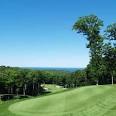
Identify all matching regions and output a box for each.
[0,15,115,98]
[0,66,86,96]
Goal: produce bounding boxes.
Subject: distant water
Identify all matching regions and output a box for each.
[22,67,84,73]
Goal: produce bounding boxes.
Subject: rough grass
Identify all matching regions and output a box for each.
[8,85,116,116]
[0,99,21,116]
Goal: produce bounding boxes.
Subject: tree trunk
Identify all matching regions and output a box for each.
[23,84,27,96]
[112,74,114,85]
[10,87,13,94]
[38,83,39,95]
[33,83,35,91]
[16,88,19,96]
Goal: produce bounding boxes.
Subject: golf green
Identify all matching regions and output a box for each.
[9,85,116,116]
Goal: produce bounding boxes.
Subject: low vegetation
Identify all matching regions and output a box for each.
[8,85,116,116]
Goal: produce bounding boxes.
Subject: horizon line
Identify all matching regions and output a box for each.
[0,65,85,69]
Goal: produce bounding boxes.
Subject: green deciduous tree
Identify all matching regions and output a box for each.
[73,15,104,85]
[104,23,116,85]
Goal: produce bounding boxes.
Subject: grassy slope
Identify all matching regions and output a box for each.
[0,84,66,116]
[8,85,116,116]
[0,99,21,116]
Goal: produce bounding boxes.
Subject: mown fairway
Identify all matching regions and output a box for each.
[8,85,116,116]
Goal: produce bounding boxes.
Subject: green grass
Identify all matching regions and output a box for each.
[0,84,66,116]
[0,99,21,116]
[7,85,116,116]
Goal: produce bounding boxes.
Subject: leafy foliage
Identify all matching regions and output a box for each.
[73,15,116,85]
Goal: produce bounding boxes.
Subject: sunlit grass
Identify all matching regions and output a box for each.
[8,85,116,116]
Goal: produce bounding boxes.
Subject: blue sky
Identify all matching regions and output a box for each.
[0,0,116,67]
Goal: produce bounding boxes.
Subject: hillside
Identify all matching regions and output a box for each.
[8,85,116,116]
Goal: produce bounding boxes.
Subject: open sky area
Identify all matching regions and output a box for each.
[0,0,115,68]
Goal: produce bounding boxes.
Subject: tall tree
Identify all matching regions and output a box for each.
[73,15,104,85]
[104,23,116,85]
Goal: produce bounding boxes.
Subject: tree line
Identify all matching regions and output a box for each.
[73,15,116,85]
[0,66,88,96]
[0,66,44,96]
